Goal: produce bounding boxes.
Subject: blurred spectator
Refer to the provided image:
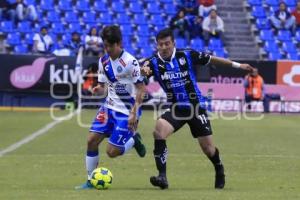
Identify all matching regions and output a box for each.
[202,9,224,45]
[170,10,191,41]
[82,65,98,108]
[244,68,265,111]
[33,26,53,54]
[85,27,103,57]
[82,66,97,96]
[270,2,296,32]
[9,0,37,22]
[198,0,217,17]
[292,2,300,29]
[0,0,16,21]
[178,0,199,15]
[191,15,203,38]
[65,31,83,56]
[0,33,8,54]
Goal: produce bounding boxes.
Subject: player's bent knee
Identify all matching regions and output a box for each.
[106,145,122,158]
[106,149,119,158]
[153,119,173,139]
[200,143,215,156]
[153,131,166,140]
[87,137,98,149]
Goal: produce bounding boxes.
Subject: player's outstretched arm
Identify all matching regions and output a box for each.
[128,82,146,131]
[210,56,255,72]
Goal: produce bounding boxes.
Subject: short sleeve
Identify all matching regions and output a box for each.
[190,49,211,66]
[98,59,108,83]
[130,57,144,84]
[85,35,90,43]
[33,33,39,41]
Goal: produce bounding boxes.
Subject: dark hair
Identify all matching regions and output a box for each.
[156,28,174,42]
[40,26,48,31]
[101,25,122,44]
[89,26,98,36]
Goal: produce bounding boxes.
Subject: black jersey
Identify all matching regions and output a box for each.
[147,48,211,109]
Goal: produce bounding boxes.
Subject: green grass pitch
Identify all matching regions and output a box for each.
[0,110,299,200]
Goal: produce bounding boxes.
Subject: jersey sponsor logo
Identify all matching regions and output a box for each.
[119,58,126,67]
[116,74,131,79]
[277,61,300,86]
[161,71,188,80]
[96,111,107,123]
[132,59,138,67]
[104,65,109,71]
[117,65,123,73]
[158,64,165,69]
[179,57,186,65]
[115,83,128,94]
[115,126,128,132]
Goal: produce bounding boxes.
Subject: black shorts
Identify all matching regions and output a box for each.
[160,106,212,138]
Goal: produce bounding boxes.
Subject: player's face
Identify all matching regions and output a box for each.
[279,3,286,11]
[157,36,175,60]
[103,40,122,59]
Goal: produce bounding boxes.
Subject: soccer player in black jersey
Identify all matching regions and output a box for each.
[141,28,254,189]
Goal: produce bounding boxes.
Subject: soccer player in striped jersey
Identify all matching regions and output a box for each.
[76,25,146,189]
[141,28,254,189]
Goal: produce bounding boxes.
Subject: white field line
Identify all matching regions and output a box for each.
[0,111,78,158]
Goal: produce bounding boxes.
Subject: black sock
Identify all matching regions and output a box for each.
[208,148,223,172]
[153,139,168,177]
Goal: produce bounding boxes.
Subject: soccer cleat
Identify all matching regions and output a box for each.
[150,176,169,189]
[133,133,146,157]
[75,180,94,190]
[215,164,225,189]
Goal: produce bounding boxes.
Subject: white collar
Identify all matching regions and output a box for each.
[157,48,176,62]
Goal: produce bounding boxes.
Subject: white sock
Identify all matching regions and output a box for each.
[86,152,99,180]
[123,137,135,155]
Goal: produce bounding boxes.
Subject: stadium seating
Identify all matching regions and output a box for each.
[64,12,80,24]
[260,30,275,41]
[6,33,21,46]
[264,41,280,53]
[17,21,32,34]
[248,0,263,6]
[58,0,73,12]
[115,13,131,25]
[111,2,126,13]
[47,11,61,23]
[175,38,187,49]
[82,12,97,24]
[282,41,297,54]
[24,0,36,5]
[251,6,266,18]
[133,14,148,25]
[40,0,54,11]
[24,33,35,45]
[98,13,113,25]
[94,1,107,12]
[2,0,228,58]
[129,2,144,14]
[248,0,300,60]
[265,0,279,7]
[256,18,271,30]
[268,51,282,60]
[14,44,29,54]
[76,0,91,12]
[120,25,133,36]
[0,21,14,33]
